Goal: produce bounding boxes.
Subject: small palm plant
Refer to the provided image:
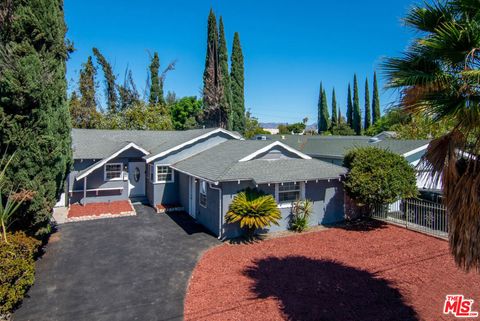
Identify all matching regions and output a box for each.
[226,188,281,237]
[290,199,313,232]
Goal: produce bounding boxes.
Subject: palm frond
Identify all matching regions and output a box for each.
[404,1,452,32]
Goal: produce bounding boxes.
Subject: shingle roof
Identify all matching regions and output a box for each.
[172,140,347,183]
[71,128,218,159]
[372,139,431,155]
[263,135,430,157]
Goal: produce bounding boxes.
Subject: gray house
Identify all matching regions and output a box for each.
[68,128,347,238]
[255,134,437,192]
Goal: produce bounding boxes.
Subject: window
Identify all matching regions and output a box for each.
[156,165,173,183]
[199,180,207,207]
[277,182,301,203]
[105,163,123,181]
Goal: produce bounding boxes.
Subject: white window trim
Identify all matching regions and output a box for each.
[199,180,208,208]
[155,164,174,184]
[275,182,305,208]
[104,163,124,182]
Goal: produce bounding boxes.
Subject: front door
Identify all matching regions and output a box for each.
[188,176,196,218]
[128,162,146,197]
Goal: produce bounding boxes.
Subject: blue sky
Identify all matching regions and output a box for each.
[65,0,416,124]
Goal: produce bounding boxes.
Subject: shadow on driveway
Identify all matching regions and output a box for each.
[14,205,219,321]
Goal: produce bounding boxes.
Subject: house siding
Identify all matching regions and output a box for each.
[151,171,180,205]
[196,181,220,236]
[220,179,345,239]
[178,172,190,210]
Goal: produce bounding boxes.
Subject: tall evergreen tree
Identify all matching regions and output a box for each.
[149,52,163,106]
[218,17,233,130]
[372,71,381,124]
[346,83,353,127]
[318,88,330,132]
[230,32,245,133]
[71,56,99,128]
[202,9,227,128]
[331,88,338,127]
[317,82,323,132]
[364,77,371,130]
[93,48,118,113]
[352,74,362,135]
[79,56,97,111]
[0,0,72,235]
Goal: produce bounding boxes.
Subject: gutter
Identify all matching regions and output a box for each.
[209,183,223,240]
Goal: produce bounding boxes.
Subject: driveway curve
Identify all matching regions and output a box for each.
[14,205,219,321]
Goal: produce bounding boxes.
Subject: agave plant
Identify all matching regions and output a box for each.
[226,188,281,235]
[382,0,480,270]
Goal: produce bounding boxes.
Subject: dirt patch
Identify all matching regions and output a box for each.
[185,224,480,321]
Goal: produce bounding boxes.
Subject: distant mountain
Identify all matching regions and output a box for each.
[259,122,285,129]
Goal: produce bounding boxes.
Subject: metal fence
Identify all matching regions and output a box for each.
[371,198,448,239]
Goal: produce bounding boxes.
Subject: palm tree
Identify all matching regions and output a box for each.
[226,188,281,236]
[382,0,480,271]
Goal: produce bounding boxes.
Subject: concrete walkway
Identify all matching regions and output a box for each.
[14,205,219,321]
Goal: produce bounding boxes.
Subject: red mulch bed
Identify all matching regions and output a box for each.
[68,200,134,218]
[185,222,480,321]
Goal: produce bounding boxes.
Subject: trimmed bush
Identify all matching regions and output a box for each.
[0,232,40,315]
[343,147,418,206]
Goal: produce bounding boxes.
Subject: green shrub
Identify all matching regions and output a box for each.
[290,199,313,232]
[226,188,281,236]
[0,232,40,315]
[343,147,418,206]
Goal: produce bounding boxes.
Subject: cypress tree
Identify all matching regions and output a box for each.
[353,74,362,135]
[346,83,353,127]
[149,52,163,106]
[93,48,118,113]
[218,17,233,130]
[331,88,338,127]
[202,9,227,128]
[372,71,381,124]
[364,77,371,130]
[230,32,245,133]
[317,83,323,133]
[0,0,72,235]
[319,88,330,132]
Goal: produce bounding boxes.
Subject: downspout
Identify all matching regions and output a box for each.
[209,182,223,240]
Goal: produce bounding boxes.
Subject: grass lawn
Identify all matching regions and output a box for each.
[185,221,479,321]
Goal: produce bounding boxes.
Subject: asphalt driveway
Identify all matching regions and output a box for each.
[14,205,219,321]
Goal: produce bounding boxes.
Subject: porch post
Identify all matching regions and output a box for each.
[83,176,87,206]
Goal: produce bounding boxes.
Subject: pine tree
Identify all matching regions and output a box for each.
[218,17,233,130]
[0,0,72,235]
[79,56,97,111]
[372,71,381,124]
[149,52,163,106]
[71,56,99,128]
[93,48,118,113]
[353,74,362,135]
[364,77,371,130]
[347,83,353,127]
[331,88,338,127]
[202,9,227,128]
[230,32,245,133]
[317,83,323,132]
